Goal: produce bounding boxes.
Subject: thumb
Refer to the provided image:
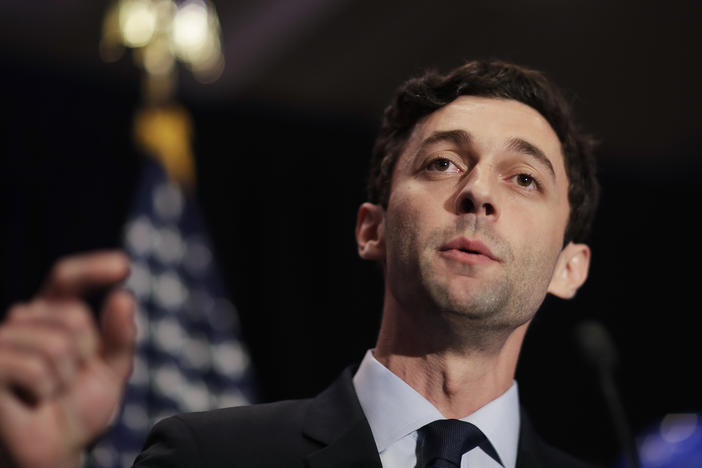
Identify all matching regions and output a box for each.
[100,290,136,382]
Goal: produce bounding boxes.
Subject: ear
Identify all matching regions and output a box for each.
[355,202,386,261]
[547,242,591,299]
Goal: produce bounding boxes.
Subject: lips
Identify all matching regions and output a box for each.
[439,237,500,263]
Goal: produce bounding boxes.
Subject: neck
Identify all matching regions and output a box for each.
[374,295,529,419]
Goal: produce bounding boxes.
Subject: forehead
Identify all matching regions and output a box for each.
[401,96,566,177]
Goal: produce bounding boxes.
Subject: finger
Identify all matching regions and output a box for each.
[40,250,130,299]
[5,300,99,361]
[100,290,136,382]
[0,347,58,405]
[0,321,82,396]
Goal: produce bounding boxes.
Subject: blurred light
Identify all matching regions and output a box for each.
[154,363,183,399]
[172,0,224,82]
[153,316,184,353]
[623,412,702,468]
[153,271,187,308]
[660,413,698,443]
[125,260,152,300]
[143,36,175,76]
[119,0,157,47]
[192,48,224,83]
[91,445,117,468]
[183,334,211,369]
[640,433,669,465]
[180,380,210,411]
[172,1,210,63]
[153,0,177,32]
[102,0,224,89]
[125,216,153,256]
[213,341,248,376]
[153,226,185,264]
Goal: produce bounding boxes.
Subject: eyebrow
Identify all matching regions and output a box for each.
[505,137,556,179]
[419,129,471,150]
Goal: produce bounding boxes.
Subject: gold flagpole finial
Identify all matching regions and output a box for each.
[100,0,224,190]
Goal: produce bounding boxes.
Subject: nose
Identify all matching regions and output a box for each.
[455,165,498,220]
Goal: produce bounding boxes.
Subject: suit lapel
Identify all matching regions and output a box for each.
[302,367,382,468]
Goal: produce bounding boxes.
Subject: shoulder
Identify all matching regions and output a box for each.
[132,367,372,468]
[174,398,314,435]
[133,399,319,468]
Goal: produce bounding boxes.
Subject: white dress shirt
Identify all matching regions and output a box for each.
[353,350,520,468]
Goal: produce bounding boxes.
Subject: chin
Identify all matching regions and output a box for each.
[429,282,531,329]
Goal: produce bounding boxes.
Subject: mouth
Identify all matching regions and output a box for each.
[439,237,500,263]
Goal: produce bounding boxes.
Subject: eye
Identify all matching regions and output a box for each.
[514,173,540,191]
[426,158,463,174]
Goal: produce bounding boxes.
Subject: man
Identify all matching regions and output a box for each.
[0,59,598,468]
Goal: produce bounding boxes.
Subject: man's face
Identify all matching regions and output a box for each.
[379,96,572,331]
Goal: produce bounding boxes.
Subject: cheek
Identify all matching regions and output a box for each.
[385,189,438,261]
[508,232,562,306]
[507,194,568,243]
[387,184,423,232]
[502,205,566,279]
[385,199,419,258]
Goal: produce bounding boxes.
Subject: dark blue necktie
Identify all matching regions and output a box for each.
[418,419,503,468]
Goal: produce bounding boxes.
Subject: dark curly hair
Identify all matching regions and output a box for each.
[367,59,599,245]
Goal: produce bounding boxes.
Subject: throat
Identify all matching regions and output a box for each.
[375,349,514,419]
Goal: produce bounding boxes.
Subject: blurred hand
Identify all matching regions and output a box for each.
[0,251,136,468]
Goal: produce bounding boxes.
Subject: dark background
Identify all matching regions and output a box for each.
[1,1,701,466]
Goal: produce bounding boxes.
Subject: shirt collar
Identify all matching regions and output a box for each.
[352,349,521,468]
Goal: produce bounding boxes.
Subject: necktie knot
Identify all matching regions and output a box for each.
[418,419,502,468]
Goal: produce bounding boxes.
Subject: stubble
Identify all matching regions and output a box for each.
[388,213,557,343]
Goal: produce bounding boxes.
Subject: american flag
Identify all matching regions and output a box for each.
[84,157,257,468]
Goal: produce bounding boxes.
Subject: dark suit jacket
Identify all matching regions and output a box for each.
[133,368,591,467]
